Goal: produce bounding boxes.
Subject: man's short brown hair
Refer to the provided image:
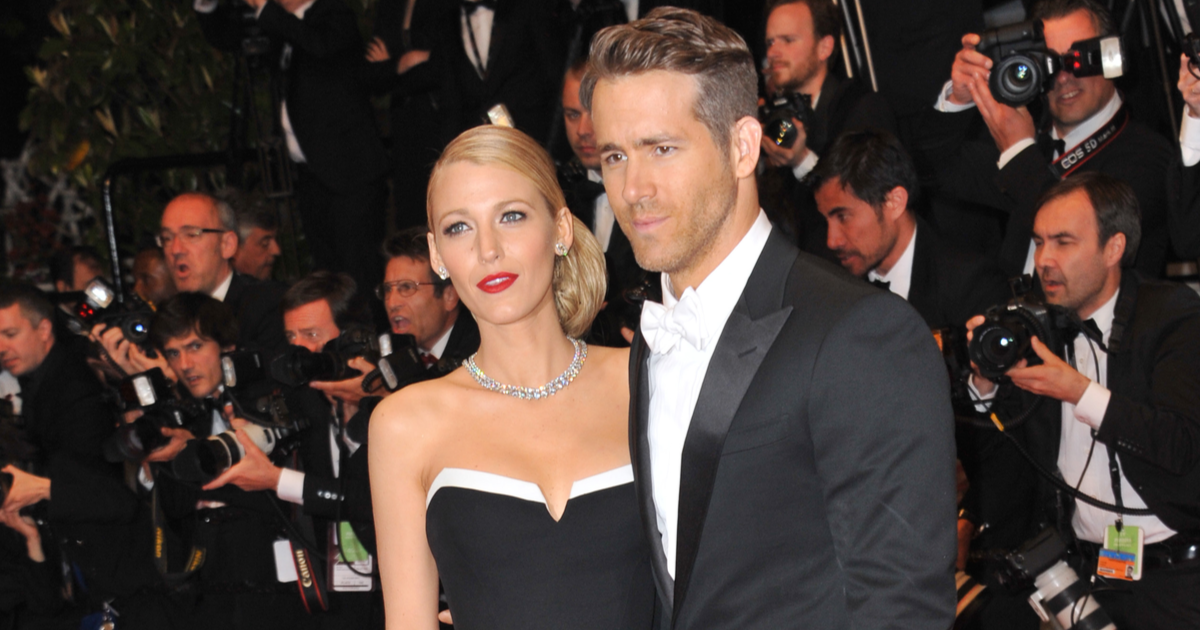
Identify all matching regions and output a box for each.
[580,7,758,153]
[764,0,841,42]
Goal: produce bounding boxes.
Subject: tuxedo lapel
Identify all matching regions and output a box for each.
[483,0,510,86]
[671,230,796,622]
[630,332,674,612]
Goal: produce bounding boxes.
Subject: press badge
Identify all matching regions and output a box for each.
[329,522,374,591]
[1097,524,1143,581]
[274,538,298,582]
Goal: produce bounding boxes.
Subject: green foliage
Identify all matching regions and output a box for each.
[20,0,378,255]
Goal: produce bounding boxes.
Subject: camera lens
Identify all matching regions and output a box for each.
[991,55,1043,107]
[1009,64,1032,86]
[980,328,1021,367]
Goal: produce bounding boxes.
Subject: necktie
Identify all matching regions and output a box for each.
[461,0,496,16]
[420,352,438,368]
[640,287,706,355]
[870,278,891,291]
[1080,318,1103,344]
[1036,133,1067,160]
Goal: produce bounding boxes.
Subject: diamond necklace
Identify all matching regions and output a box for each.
[465,338,587,400]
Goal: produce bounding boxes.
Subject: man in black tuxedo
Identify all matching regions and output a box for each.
[757,0,895,258]
[810,129,1008,329]
[427,0,561,146]
[196,0,390,294]
[559,60,645,345]
[584,9,957,628]
[0,284,161,623]
[967,173,1200,629]
[918,0,1173,279]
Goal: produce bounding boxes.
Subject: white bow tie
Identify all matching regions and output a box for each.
[640,287,707,355]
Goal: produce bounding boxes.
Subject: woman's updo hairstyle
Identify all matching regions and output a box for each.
[427,125,607,339]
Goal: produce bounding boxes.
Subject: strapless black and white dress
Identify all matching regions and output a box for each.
[425,464,655,630]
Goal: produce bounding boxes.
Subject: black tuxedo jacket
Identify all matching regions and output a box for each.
[1166,154,1200,260]
[17,341,156,603]
[906,216,1009,330]
[562,173,646,330]
[442,310,481,363]
[198,0,389,191]
[429,0,561,145]
[224,272,287,353]
[762,74,896,258]
[916,106,1174,278]
[994,272,1200,539]
[630,229,957,629]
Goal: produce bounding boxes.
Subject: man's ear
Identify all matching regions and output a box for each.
[732,116,763,179]
[883,186,909,222]
[817,34,835,64]
[441,284,460,312]
[220,231,239,261]
[1103,232,1126,269]
[35,317,54,345]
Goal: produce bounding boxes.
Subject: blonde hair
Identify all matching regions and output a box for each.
[427,126,607,339]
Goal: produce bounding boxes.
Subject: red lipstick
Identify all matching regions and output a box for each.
[477,272,518,293]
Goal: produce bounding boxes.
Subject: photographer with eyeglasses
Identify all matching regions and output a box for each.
[92,193,287,381]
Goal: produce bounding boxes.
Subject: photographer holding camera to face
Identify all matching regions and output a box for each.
[140,293,326,630]
[964,173,1200,630]
[757,0,894,257]
[922,0,1173,281]
[0,284,162,626]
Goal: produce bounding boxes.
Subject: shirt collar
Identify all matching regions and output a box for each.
[867,223,917,300]
[1087,289,1119,341]
[293,0,316,18]
[660,210,773,342]
[587,169,602,184]
[427,323,454,359]
[1052,91,1122,149]
[211,269,234,302]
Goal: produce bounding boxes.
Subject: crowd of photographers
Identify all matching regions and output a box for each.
[4,0,1200,628]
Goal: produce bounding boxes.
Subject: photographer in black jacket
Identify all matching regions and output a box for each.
[966,174,1200,629]
[0,283,160,625]
[921,0,1172,279]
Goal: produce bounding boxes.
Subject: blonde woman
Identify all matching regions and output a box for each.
[369,126,654,630]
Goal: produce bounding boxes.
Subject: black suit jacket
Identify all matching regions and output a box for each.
[198,0,389,191]
[762,74,896,257]
[224,272,287,354]
[916,106,1174,278]
[906,216,1009,330]
[17,341,156,604]
[994,272,1200,540]
[1166,154,1200,260]
[429,0,561,145]
[441,310,481,363]
[631,228,957,629]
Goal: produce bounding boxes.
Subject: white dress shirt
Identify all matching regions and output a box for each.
[867,224,917,301]
[210,269,234,302]
[0,370,21,415]
[646,210,772,578]
[460,1,493,78]
[427,322,455,359]
[587,169,616,252]
[969,290,1175,544]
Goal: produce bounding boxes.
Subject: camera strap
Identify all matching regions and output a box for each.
[149,483,206,588]
[1047,106,1129,180]
[1106,443,1126,531]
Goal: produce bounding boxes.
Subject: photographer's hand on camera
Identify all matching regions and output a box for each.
[143,427,197,464]
[308,356,380,411]
[965,315,1089,404]
[0,465,51,513]
[201,415,284,493]
[948,33,1038,155]
[0,508,44,562]
[949,34,991,106]
[91,323,176,381]
[760,119,809,168]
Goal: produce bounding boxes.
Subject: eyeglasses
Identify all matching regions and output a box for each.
[157,227,228,248]
[375,280,437,300]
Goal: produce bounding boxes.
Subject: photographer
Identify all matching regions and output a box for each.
[95,193,286,380]
[922,0,1173,279]
[967,173,1200,629]
[758,0,894,256]
[0,284,158,623]
[132,247,177,309]
[194,0,389,296]
[144,293,318,629]
[225,189,283,282]
[1169,52,1200,260]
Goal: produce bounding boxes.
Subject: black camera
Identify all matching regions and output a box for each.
[968,277,1077,381]
[759,92,815,149]
[172,393,308,484]
[976,20,1124,107]
[366,333,432,393]
[102,369,207,463]
[61,278,155,349]
[270,325,381,387]
[990,529,1115,630]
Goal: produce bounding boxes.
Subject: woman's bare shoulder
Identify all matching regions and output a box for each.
[369,371,470,446]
